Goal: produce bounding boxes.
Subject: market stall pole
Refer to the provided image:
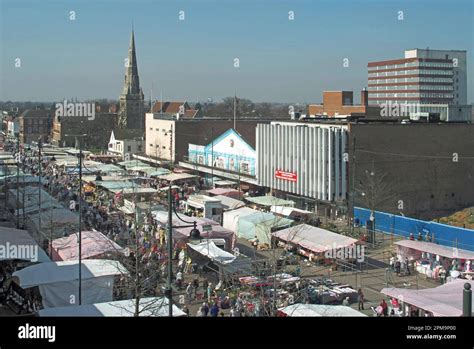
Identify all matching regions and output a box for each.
[16,136,20,229]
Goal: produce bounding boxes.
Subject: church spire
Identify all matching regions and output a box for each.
[122,27,140,96]
[118,27,145,130]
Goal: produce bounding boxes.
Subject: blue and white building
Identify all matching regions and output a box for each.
[187,128,256,176]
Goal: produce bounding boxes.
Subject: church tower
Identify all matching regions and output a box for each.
[118,28,145,130]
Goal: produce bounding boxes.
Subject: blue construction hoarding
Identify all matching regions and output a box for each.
[354,207,474,251]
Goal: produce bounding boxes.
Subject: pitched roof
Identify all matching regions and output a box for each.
[183,109,199,118]
[152,101,188,114]
[112,128,144,140]
[19,109,52,118]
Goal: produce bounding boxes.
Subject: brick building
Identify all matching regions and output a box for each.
[308,90,381,118]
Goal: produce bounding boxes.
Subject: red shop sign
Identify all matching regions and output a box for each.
[275,170,297,182]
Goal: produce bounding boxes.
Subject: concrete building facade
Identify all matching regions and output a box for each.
[257,122,349,214]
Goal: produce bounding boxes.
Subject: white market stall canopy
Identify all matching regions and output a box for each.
[272,224,358,254]
[213,195,245,210]
[279,304,367,317]
[38,297,186,317]
[156,173,198,182]
[52,230,125,261]
[13,259,128,308]
[222,207,259,233]
[187,241,236,264]
[271,205,313,217]
[186,195,222,208]
[245,195,295,207]
[0,227,50,263]
[381,279,474,317]
[109,187,158,195]
[395,240,474,260]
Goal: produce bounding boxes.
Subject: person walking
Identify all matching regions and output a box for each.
[176,271,183,290]
[210,302,219,317]
[395,259,401,275]
[357,288,365,310]
[380,299,388,317]
[186,283,193,302]
[405,257,411,275]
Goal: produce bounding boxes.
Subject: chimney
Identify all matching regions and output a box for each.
[361,88,368,107]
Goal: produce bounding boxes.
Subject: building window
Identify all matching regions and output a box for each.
[240,162,250,174]
[138,145,142,151]
[149,128,153,130]
[149,143,153,147]
[162,146,166,149]
[127,145,131,152]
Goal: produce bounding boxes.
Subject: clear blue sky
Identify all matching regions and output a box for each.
[1,0,473,103]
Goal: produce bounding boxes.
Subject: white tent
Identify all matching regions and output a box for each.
[187,241,236,264]
[222,207,258,233]
[279,303,367,317]
[272,224,358,254]
[13,259,128,308]
[38,297,186,317]
[213,195,245,211]
[0,227,50,263]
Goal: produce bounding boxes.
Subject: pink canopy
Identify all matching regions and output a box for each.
[207,188,241,199]
[174,219,235,251]
[272,224,358,254]
[52,230,125,261]
[381,279,474,316]
[395,240,474,260]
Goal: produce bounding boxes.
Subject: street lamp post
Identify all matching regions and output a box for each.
[38,139,42,232]
[16,137,20,229]
[66,134,87,305]
[166,182,200,317]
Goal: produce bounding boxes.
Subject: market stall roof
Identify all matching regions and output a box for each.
[38,297,186,317]
[127,166,156,172]
[245,195,294,207]
[214,179,237,186]
[213,195,245,210]
[159,185,180,191]
[109,187,157,195]
[156,173,198,182]
[272,224,358,254]
[13,259,128,288]
[381,279,474,317]
[95,163,123,173]
[186,195,222,207]
[187,241,236,264]
[278,304,367,317]
[207,188,241,197]
[222,207,260,233]
[0,227,50,263]
[96,180,138,191]
[271,205,313,217]
[28,208,78,227]
[52,230,125,261]
[395,240,474,260]
[117,160,150,169]
[82,175,134,183]
[140,167,170,176]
